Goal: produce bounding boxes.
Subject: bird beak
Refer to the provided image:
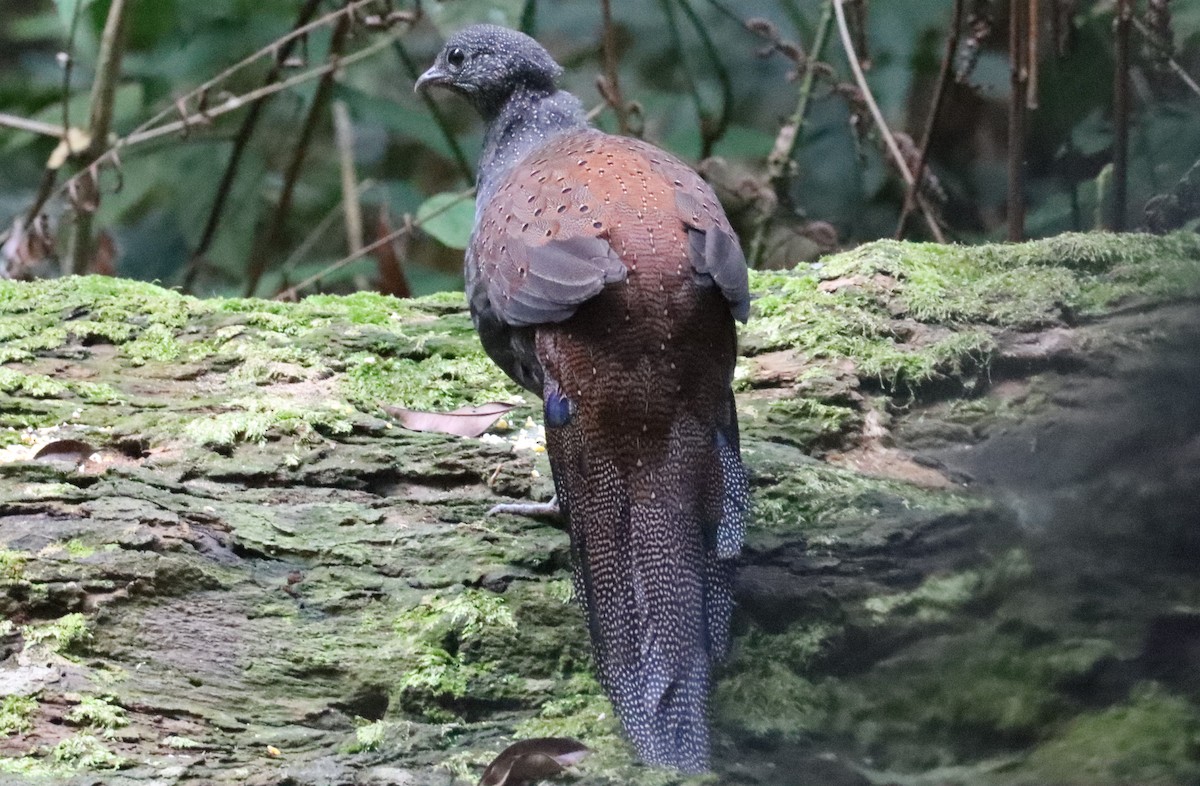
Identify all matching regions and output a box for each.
[415,65,448,94]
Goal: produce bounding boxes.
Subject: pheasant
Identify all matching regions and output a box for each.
[417,24,749,772]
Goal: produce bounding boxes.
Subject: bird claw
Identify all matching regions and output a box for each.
[486,495,562,523]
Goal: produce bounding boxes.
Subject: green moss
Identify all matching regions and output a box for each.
[392,589,519,715]
[746,232,1200,391]
[0,732,126,777]
[715,661,827,739]
[0,275,199,364]
[0,367,69,398]
[121,322,182,364]
[848,633,1117,765]
[749,450,979,541]
[66,696,128,733]
[1022,683,1200,785]
[0,547,26,580]
[0,694,37,736]
[22,612,92,655]
[62,539,97,560]
[343,718,397,753]
[762,397,860,451]
[341,352,521,410]
[49,733,126,769]
[183,395,356,447]
[162,735,203,749]
[863,549,1034,623]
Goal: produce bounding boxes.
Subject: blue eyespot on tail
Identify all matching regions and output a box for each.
[545,386,573,428]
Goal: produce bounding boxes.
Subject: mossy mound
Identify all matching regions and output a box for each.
[2,232,1200,785]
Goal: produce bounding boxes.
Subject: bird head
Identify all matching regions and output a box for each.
[415,24,564,118]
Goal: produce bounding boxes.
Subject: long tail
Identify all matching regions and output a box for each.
[545,383,746,772]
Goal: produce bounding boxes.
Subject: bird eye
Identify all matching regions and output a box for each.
[447,47,466,69]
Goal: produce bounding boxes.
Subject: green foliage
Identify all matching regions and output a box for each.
[0,695,37,737]
[4,0,1196,290]
[22,612,92,655]
[66,695,129,734]
[49,733,126,770]
[343,718,397,754]
[182,395,355,447]
[0,548,26,581]
[391,589,517,715]
[416,192,475,250]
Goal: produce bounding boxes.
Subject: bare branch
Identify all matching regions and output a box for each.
[68,0,131,275]
[747,2,835,267]
[244,11,354,297]
[833,0,944,241]
[897,0,964,239]
[599,0,632,135]
[0,113,62,137]
[1131,15,1200,100]
[277,186,477,300]
[333,100,364,254]
[183,0,325,293]
[1008,0,1029,241]
[1110,0,1132,231]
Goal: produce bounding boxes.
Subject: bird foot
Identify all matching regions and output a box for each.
[487,495,563,523]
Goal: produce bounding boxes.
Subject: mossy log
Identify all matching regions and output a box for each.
[2,233,1200,785]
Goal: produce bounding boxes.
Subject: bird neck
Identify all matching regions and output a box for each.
[476,85,587,205]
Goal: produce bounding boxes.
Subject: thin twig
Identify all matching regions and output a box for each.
[392,38,473,179]
[599,0,631,135]
[67,0,130,276]
[1132,15,1200,98]
[897,0,964,239]
[57,27,404,218]
[244,11,353,297]
[0,113,62,137]
[1111,0,1132,231]
[1027,0,1040,109]
[182,0,324,293]
[128,0,386,147]
[1007,0,1029,241]
[278,179,376,279]
[832,0,944,241]
[333,100,364,254]
[60,0,85,135]
[276,186,477,300]
[748,1,834,267]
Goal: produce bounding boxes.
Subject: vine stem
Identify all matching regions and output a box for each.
[896,0,964,239]
[244,12,353,297]
[832,0,944,241]
[1007,0,1030,241]
[1110,0,1132,231]
[747,0,834,267]
[275,186,477,300]
[182,0,324,293]
[67,0,130,275]
[599,0,631,135]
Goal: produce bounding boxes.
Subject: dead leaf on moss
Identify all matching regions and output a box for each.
[478,737,590,786]
[383,402,515,438]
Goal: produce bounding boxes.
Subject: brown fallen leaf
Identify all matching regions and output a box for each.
[32,439,97,467]
[478,737,591,786]
[382,402,516,438]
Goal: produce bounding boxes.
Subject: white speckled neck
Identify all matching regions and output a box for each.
[476,85,587,208]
